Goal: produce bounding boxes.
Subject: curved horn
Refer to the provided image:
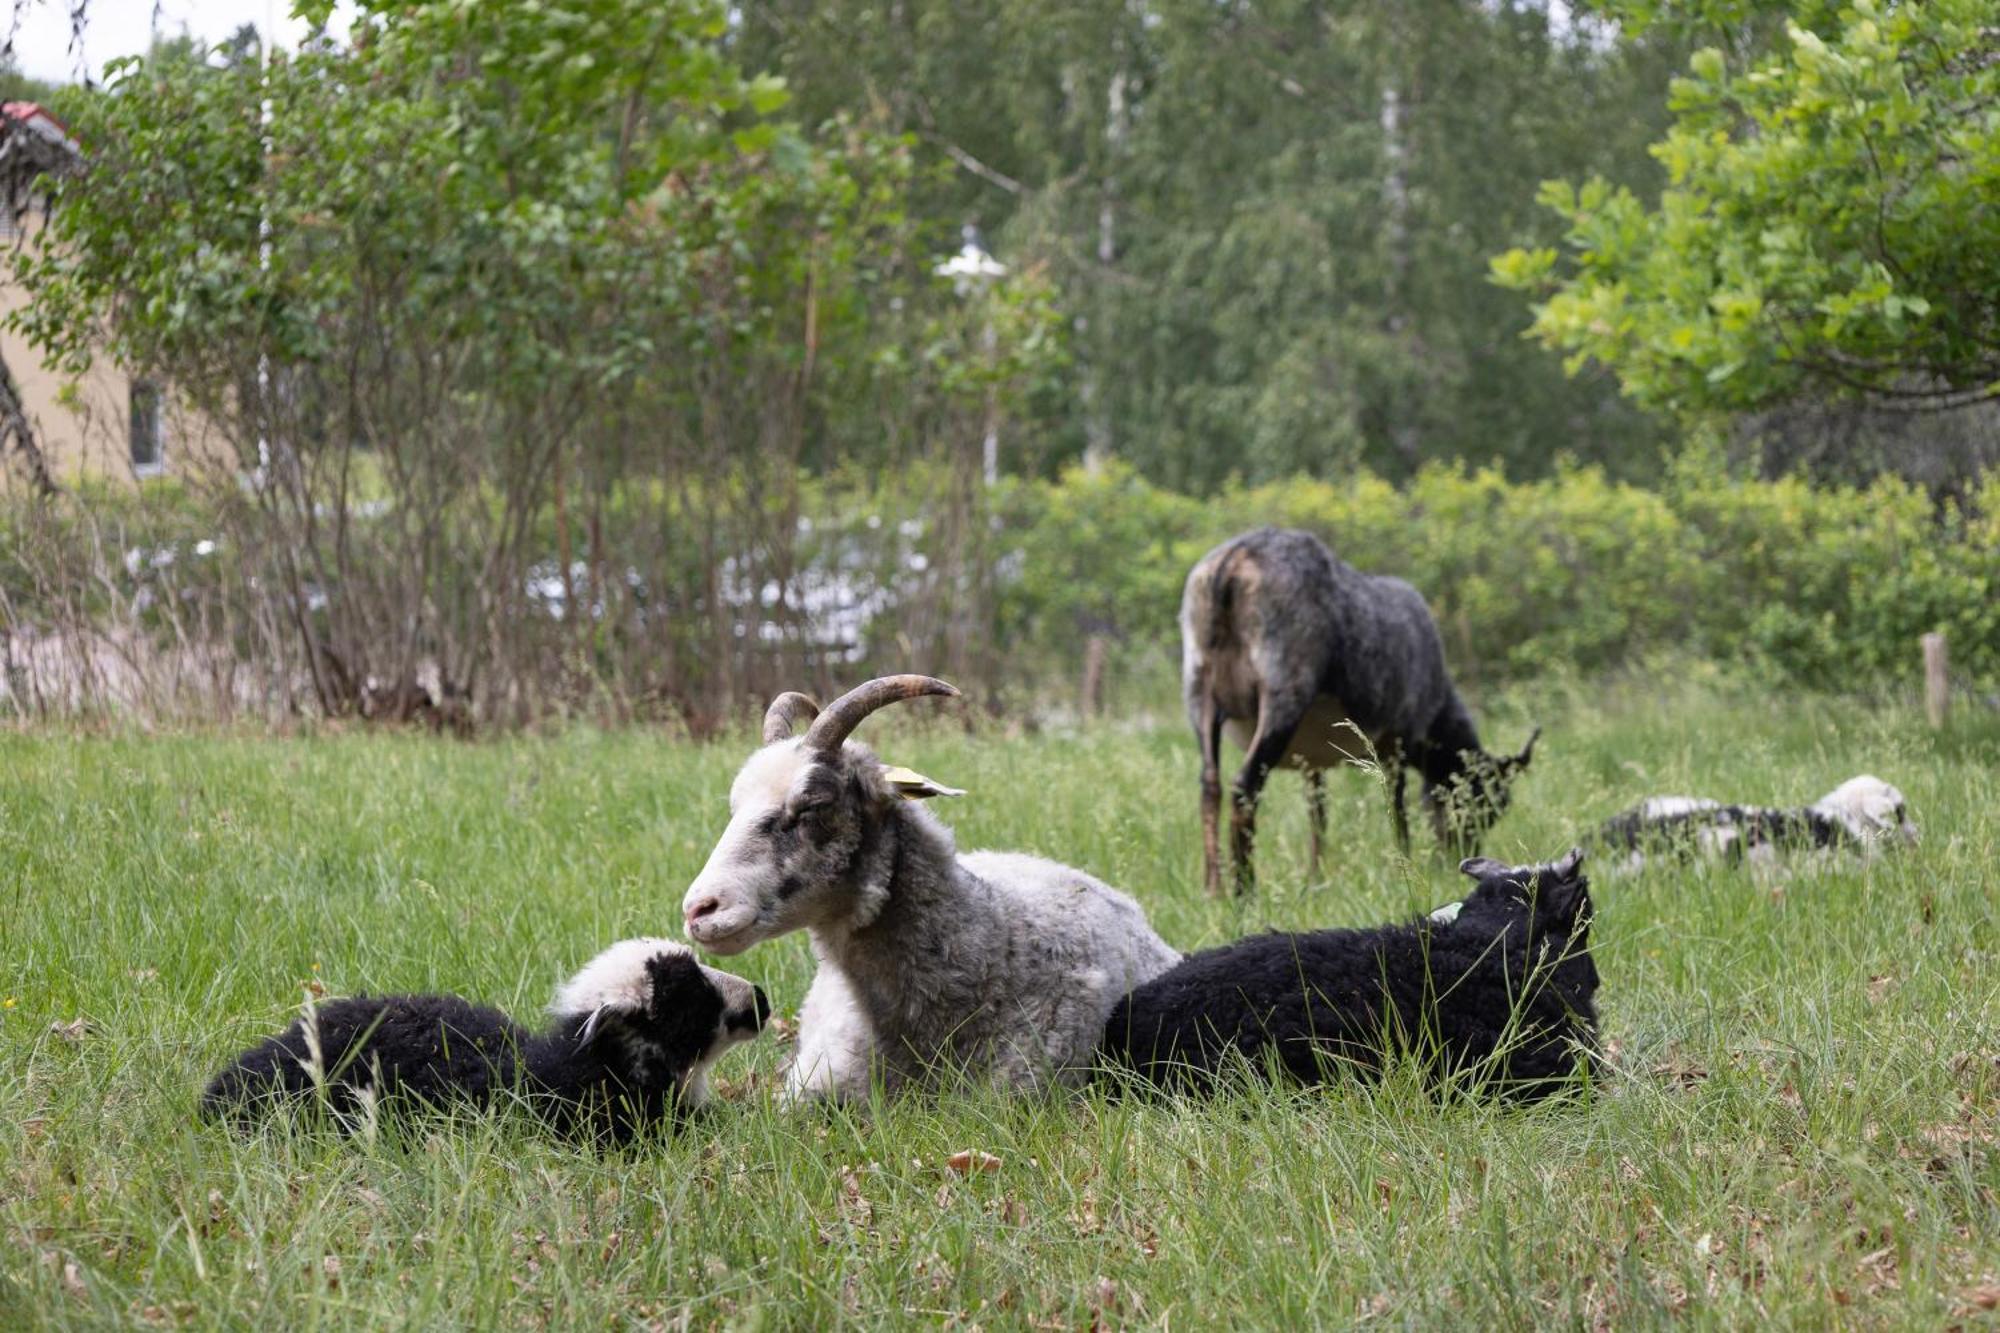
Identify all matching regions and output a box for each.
[762,692,821,744]
[802,675,960,753]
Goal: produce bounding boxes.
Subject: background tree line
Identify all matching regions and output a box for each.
[739,0,1995,493]
[739,0,1687,488]
[0,0,1992,728]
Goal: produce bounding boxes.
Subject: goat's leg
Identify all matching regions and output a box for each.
[1196,694,1226,897]
[781,968,876,1105]
[1305,766,1328,877]
[1387,741,1411,854]
[1231,688,1312,895]
[1200,773,1224,898]
[1423,781,1455,851]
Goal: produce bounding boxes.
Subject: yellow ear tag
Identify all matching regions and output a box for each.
[880,765,967,800]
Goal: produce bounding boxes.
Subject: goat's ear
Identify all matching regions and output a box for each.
[576,984,657,1051]
[1532,851,1590,929]
[879,763,966,801]
[1458,855,1510,883]
[576,1004,613,1051]
[573,961,677,1050]
[1502,727,1542,774]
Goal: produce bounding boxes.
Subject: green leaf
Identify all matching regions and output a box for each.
[747,73,791,116]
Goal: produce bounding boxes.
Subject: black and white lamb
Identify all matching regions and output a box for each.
[1598,774,1917,872]
[201,938,769,1142]
[1098,849,1599,1102]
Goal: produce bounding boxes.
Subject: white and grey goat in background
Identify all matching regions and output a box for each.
[1182,527,1539,895]
[1598,774,1917,873]
[680,675,1181,1102]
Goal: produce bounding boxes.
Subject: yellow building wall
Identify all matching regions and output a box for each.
[0,212,230,490]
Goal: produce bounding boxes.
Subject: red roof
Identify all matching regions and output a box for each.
[1,101,81,159]
[3,101,69,134]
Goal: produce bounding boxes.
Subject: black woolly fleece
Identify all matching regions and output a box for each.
[1100,856,1600,1102]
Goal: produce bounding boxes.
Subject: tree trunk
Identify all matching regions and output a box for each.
[0,351,57,495]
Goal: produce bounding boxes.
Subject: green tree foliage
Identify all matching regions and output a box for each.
[17,0,842,393]
[1494,0,2000,415]
[5,0,1064,720]
[737,0,1687,489]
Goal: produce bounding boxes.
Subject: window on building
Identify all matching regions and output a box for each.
[129,379,164,474]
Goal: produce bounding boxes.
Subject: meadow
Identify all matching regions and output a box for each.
[2,674,1997,1329]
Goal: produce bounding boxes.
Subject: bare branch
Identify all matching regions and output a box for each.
[931,135,1025,197]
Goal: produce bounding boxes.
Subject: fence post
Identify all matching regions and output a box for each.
[1081,634,1110,718]
[1922,631,1949,729]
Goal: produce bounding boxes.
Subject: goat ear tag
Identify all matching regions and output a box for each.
[880,765,966,800]
[1429,900,1464,925]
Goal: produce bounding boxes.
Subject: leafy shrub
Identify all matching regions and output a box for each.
[998,460,1999,693]
[5,457,1991,725]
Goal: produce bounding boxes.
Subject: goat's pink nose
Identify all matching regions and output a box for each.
[685,895,722,923]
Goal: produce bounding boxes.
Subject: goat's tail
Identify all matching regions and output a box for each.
[1181,538,1254,659]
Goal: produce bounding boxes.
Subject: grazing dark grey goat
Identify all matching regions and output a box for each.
[1098,849,1600,1102]
[1181,527,1538,894]
[201,939,769,1143]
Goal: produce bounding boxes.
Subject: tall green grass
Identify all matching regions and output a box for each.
[3,679,1997,1327]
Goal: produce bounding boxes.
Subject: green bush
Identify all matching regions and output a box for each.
[999,460,2000,692]
[5,456,1992,723]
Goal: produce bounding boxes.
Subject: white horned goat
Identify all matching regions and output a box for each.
[680,675,1181,1101]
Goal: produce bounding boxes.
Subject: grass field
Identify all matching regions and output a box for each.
[3,675,1998,1328]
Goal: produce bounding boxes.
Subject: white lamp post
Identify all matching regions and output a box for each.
[934,224,1006,484]
[935,222,1007,295]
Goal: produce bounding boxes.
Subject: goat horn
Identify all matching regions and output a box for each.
[762,692,822,744]
[802,675,960,753]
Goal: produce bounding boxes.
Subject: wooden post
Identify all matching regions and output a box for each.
[1081,634,1110,718]
[1922,632,1949,729]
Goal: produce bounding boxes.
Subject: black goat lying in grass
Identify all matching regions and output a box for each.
[1099,850,1599,1101]
[203,939,768,1143]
